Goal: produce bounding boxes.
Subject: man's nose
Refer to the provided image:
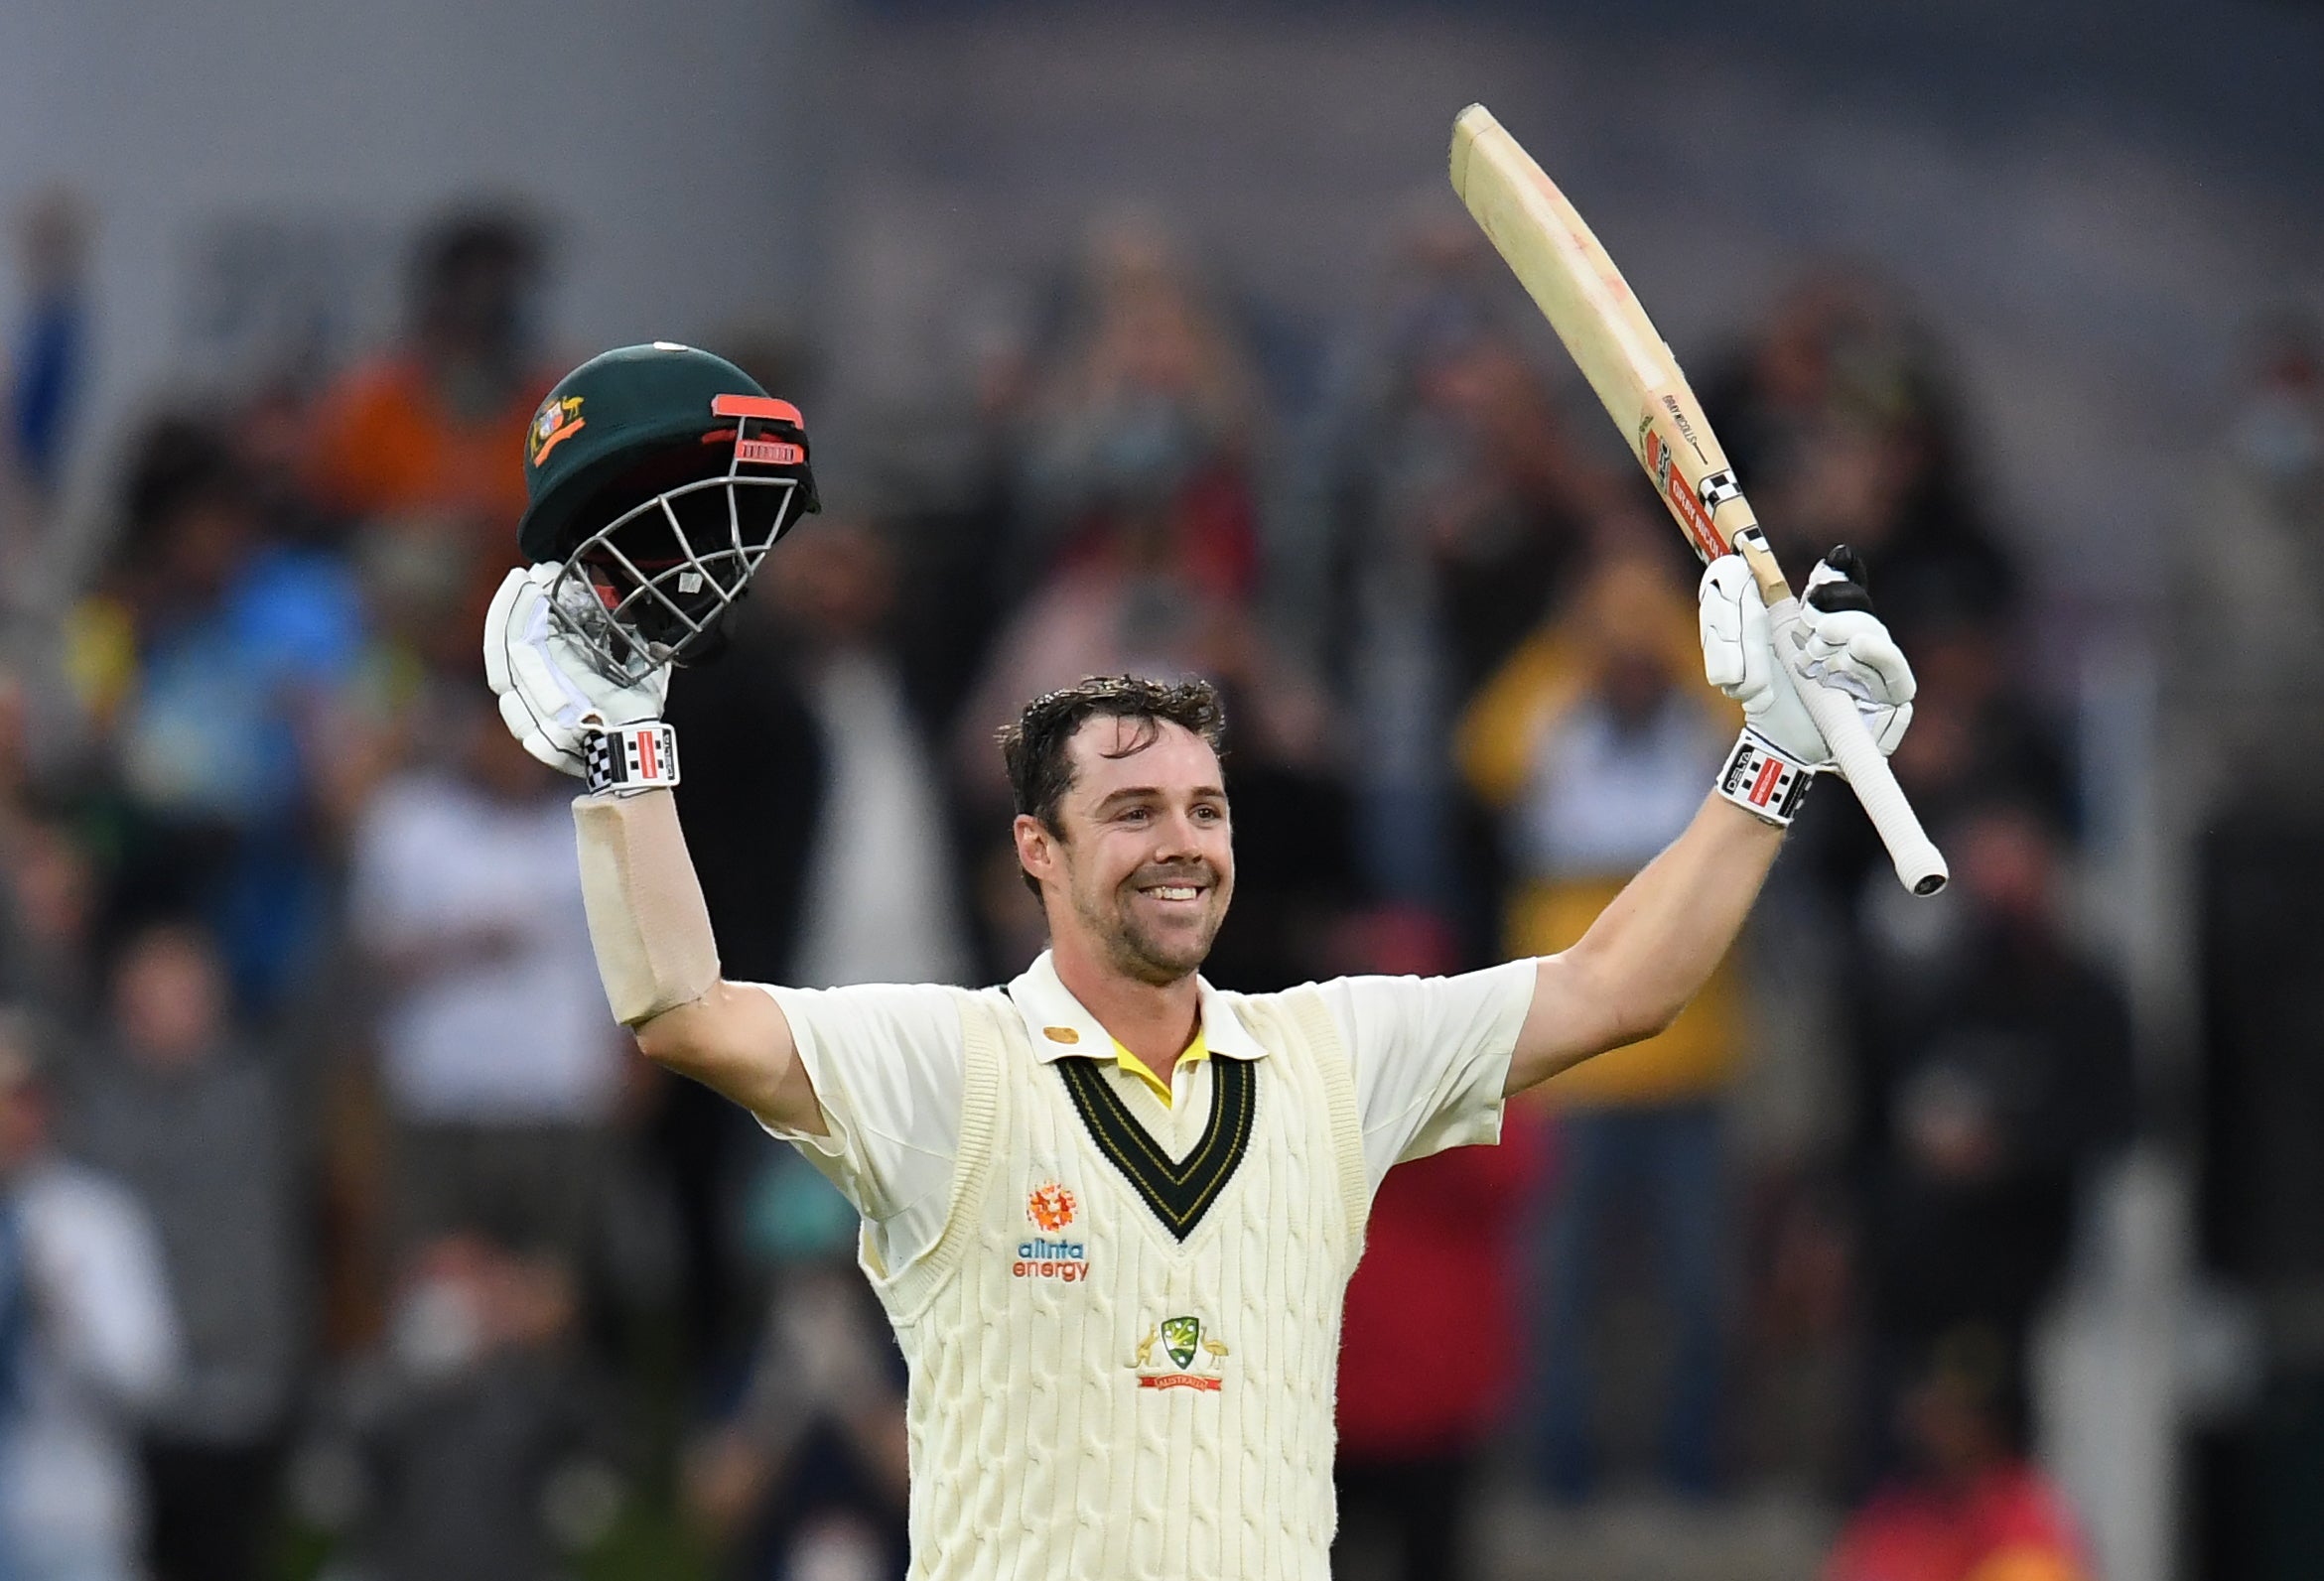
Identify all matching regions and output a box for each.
[1152,808,1210,858]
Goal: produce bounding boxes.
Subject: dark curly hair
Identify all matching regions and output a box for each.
[998,675,1227,896]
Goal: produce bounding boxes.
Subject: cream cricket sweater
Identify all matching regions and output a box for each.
[864,984,1368,1580]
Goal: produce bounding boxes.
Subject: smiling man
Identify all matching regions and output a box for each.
[482,343,1917,1581]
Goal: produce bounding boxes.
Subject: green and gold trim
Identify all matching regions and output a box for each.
[1054,1055,1256,1242]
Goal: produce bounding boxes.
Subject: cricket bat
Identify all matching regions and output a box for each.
[1449,103,1947,895]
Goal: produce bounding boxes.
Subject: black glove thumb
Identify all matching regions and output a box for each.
[1806,543,1876,615]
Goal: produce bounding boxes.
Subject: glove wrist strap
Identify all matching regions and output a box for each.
[584,723,680,797]
[1716,728,1815,827]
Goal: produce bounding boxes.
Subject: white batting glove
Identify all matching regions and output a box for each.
[1699,548,1915,775]
[482,564,671,778]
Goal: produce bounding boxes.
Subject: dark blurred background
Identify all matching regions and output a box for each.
[0,2,2318,1579]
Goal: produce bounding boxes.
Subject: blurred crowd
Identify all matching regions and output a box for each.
[0,178,2305,1581]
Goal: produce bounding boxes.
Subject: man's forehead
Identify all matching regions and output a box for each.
[1063,715,1222,794]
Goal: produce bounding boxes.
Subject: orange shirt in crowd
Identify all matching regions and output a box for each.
[1825,1463,2090,1581]
[306,356,548,531]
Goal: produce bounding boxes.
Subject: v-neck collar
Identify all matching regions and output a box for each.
[1052,1046,1257,1243]
[1006,952,1265,1242]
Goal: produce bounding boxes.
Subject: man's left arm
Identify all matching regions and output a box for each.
[1505,546,1917,1097]
[1507,795,1779,1093]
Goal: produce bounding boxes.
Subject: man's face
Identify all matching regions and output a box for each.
[1017,717,1234,987]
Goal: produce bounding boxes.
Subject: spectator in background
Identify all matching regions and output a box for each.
[1458,552,1744,1499]
[340,1232,617,1581]
[73,415,364,1008]
[961,212,1324,816]
[1306,232,1603,914]
[1825,1329,2089,1581]
[305,208,552,620]
[348,684,623,1268]
[1701,270,2019,647]
[7,188,91,501]
[967,212,1286,771]
[684,1149,907,1581]
[1872,594,2073,847]
[773,518,974,991]
[0,675,100,1027]
[1332,909,1546,1581]
[1019,211,1265,602]
[2170,310,2324,808]
[952,493,1327,808]
[0,1011,179,1581]
[1280,212,1507,653]
[1846,800,2135,1479]
[69,922,302,1581]
[0,813,98,1033]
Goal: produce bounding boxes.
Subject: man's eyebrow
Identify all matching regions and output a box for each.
[1089,784,1228,811]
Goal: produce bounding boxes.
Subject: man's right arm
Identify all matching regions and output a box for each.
[633,983,822,1135]
[572,787,826,1135]
[483,565,827,1135]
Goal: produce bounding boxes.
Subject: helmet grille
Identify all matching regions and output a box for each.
[544,420,810,678]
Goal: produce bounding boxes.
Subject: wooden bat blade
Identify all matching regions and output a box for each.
[1449,102,1947,896]
[1450,105,1666,439]
[1450,104,1736,565]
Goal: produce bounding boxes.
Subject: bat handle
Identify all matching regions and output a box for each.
[1764,595,1950,895]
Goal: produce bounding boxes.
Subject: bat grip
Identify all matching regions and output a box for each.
[1765,596,1949,895]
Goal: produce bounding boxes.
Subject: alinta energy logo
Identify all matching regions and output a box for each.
[1015,1181,1088,1282]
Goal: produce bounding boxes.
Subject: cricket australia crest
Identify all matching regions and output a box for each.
[1130,1314,1229,1392]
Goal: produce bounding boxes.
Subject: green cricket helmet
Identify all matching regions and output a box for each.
[516,341,818,677]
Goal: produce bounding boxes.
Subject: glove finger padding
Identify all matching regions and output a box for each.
[1867,699,1914,756]
[1801,608,1917,707]
[482,562,674,779]
[1698,556,1766,697]
[1700,554,1828,765]
[482,567,526,697]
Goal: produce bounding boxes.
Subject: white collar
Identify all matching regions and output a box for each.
[1006,950,1269,1065]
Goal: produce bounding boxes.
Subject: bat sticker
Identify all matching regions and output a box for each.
[1642,427,1727,562]
[1649,428,1675,496]
[1661,393,1711,464]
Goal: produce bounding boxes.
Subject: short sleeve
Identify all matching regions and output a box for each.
[750,982,966,1271]
[1315,960,1538,1190]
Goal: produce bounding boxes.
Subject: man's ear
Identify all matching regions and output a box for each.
[1012,813,1054,887]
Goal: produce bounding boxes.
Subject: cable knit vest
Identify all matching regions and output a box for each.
[862,983,1370,1580]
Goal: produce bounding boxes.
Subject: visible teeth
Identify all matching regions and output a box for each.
[1150,886,1199,900]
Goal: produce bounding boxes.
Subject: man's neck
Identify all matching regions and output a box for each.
[1048,936,1201,1083]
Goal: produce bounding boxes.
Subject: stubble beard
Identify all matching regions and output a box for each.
[1073,865,1228,988]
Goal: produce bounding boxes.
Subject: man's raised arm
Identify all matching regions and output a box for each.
[1506,548,1920,1096]
[573,787,823,1132]
[485,564,824,1134]
[1509,795,1780,1092]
